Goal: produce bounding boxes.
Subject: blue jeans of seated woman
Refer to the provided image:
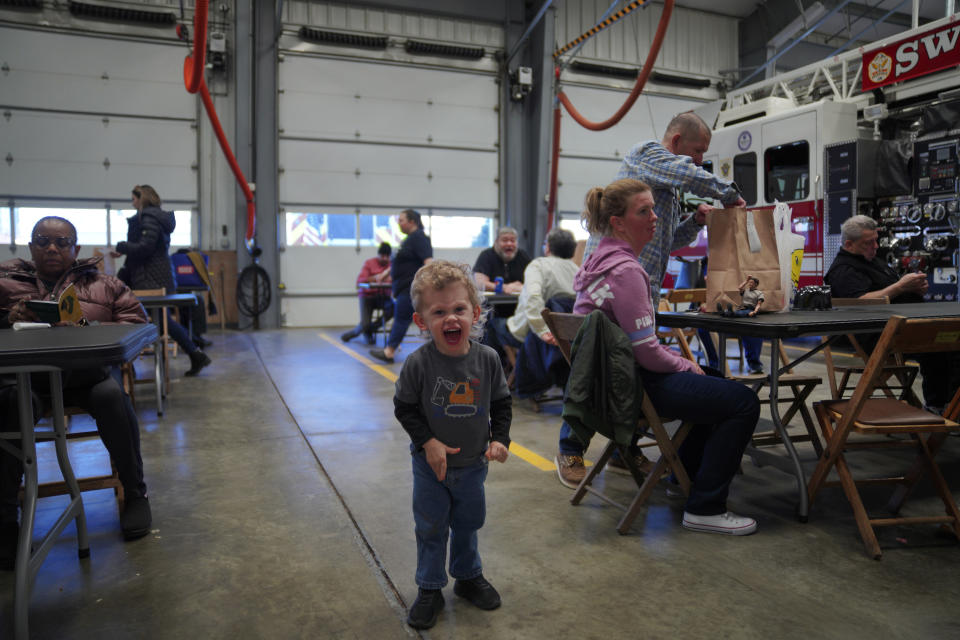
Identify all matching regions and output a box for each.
[387,290,414,350]
[412,452,487,589]
[558,370,758,516]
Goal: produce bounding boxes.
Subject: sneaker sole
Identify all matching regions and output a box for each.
[554,456,584,490]
[681,520,757,536]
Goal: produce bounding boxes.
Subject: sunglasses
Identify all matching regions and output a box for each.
[32,236,75,249]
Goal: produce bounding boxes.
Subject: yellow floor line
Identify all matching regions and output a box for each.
[317,331,561,472]
[318,332,398,382]
[507,441,556,471]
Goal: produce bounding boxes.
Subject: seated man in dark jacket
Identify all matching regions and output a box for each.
[0,216,153,569]
[824,214,959,412]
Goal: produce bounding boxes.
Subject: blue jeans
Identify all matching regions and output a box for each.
[558,370,759,515]
[387,290,415,350]
[411,452,487,589]
[742,337,763,369]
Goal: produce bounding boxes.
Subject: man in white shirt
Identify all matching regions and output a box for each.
[491,228,578,351]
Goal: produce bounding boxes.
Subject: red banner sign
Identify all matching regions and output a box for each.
[862,18,960,91]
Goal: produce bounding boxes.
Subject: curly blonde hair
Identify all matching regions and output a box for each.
[410,260,487,339]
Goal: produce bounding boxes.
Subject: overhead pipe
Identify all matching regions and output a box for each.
[557,0,622,75]
[505,0,553,67]
[553,0,653,59]
[824,0,911,60]
[183,0,257,253]
[736,0,855,89]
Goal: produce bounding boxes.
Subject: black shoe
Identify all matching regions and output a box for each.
[453,575,501,610]
[0,521,18,571]
[185,351,212,377]
[193,336,213,349]
[368,348,394,364]
[340,329,359,343]
[120,496,152,540]
[407,588,444,629]
[748,362,765,375]
[725,303,734,318]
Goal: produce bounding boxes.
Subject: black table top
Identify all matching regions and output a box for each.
[138,293,199,308]
[0,323,158,370]
[656,302,960,339]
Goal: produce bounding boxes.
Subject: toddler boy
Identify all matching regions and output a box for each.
[393,260,512,630]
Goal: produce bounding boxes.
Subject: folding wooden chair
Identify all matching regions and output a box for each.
[20,407,124,513]
[807,315,960,559]
[542,309,693,534]
[822,297,920,403]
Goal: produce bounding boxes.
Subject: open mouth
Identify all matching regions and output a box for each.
[442,327,462,345]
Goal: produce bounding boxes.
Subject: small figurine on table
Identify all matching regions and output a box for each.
[717,275,764,317]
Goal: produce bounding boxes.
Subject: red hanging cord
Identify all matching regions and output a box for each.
[547,1,675,223]
[557,0,674,131]
[183,0,257,252]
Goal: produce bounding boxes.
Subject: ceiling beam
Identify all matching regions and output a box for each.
[842,2,930,29]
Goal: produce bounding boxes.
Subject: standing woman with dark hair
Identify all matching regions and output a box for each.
[113,185,212,376]
[369,209,432,363]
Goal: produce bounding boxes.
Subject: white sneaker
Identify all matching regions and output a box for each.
[681,511,757,536]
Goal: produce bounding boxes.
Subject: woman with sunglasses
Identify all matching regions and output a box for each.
[113,185,211,376]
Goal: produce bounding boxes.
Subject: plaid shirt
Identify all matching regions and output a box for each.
[584,140,740,305]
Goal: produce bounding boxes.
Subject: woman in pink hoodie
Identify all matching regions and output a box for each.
[562,178,761,536]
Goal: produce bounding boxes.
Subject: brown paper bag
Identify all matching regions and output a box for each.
[706,207,786,313]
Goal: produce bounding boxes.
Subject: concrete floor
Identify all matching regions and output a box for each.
[2,328,959,639]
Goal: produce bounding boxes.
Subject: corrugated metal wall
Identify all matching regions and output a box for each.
[555,0,737,80]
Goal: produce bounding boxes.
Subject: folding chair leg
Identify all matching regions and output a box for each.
[886,432,948,514]
[834,451,883,559]
[808,403,841,504]
[914,434,960,539]
[571,441,615,506]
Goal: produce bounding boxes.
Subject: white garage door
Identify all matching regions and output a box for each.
[0,27,197,204]
[555,86,703,218]
[277,53,499,326]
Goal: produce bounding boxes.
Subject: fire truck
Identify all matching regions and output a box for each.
[671,12,960,302]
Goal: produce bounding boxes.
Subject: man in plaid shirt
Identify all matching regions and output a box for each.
[556,112,747,490]
[582,112,744,307]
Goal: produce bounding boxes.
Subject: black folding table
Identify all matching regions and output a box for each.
[655,302,960,520]
[0,323,157,640]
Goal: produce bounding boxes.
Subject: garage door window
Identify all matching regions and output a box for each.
[11,207,191,247]
[285,212,493,249]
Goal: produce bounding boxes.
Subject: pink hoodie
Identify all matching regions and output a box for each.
[573,237,697,374]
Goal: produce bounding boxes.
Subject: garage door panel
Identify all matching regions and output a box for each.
[559,87,701,158]
[0,110,196,200]
[556,157,621,213]
[0,27,194,119]
[279,56,496,147]
[280,140,496,208]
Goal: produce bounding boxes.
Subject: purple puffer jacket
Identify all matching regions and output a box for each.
[0,256,147,327]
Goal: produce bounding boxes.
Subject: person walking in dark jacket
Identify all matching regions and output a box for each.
[113,185,211,376]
